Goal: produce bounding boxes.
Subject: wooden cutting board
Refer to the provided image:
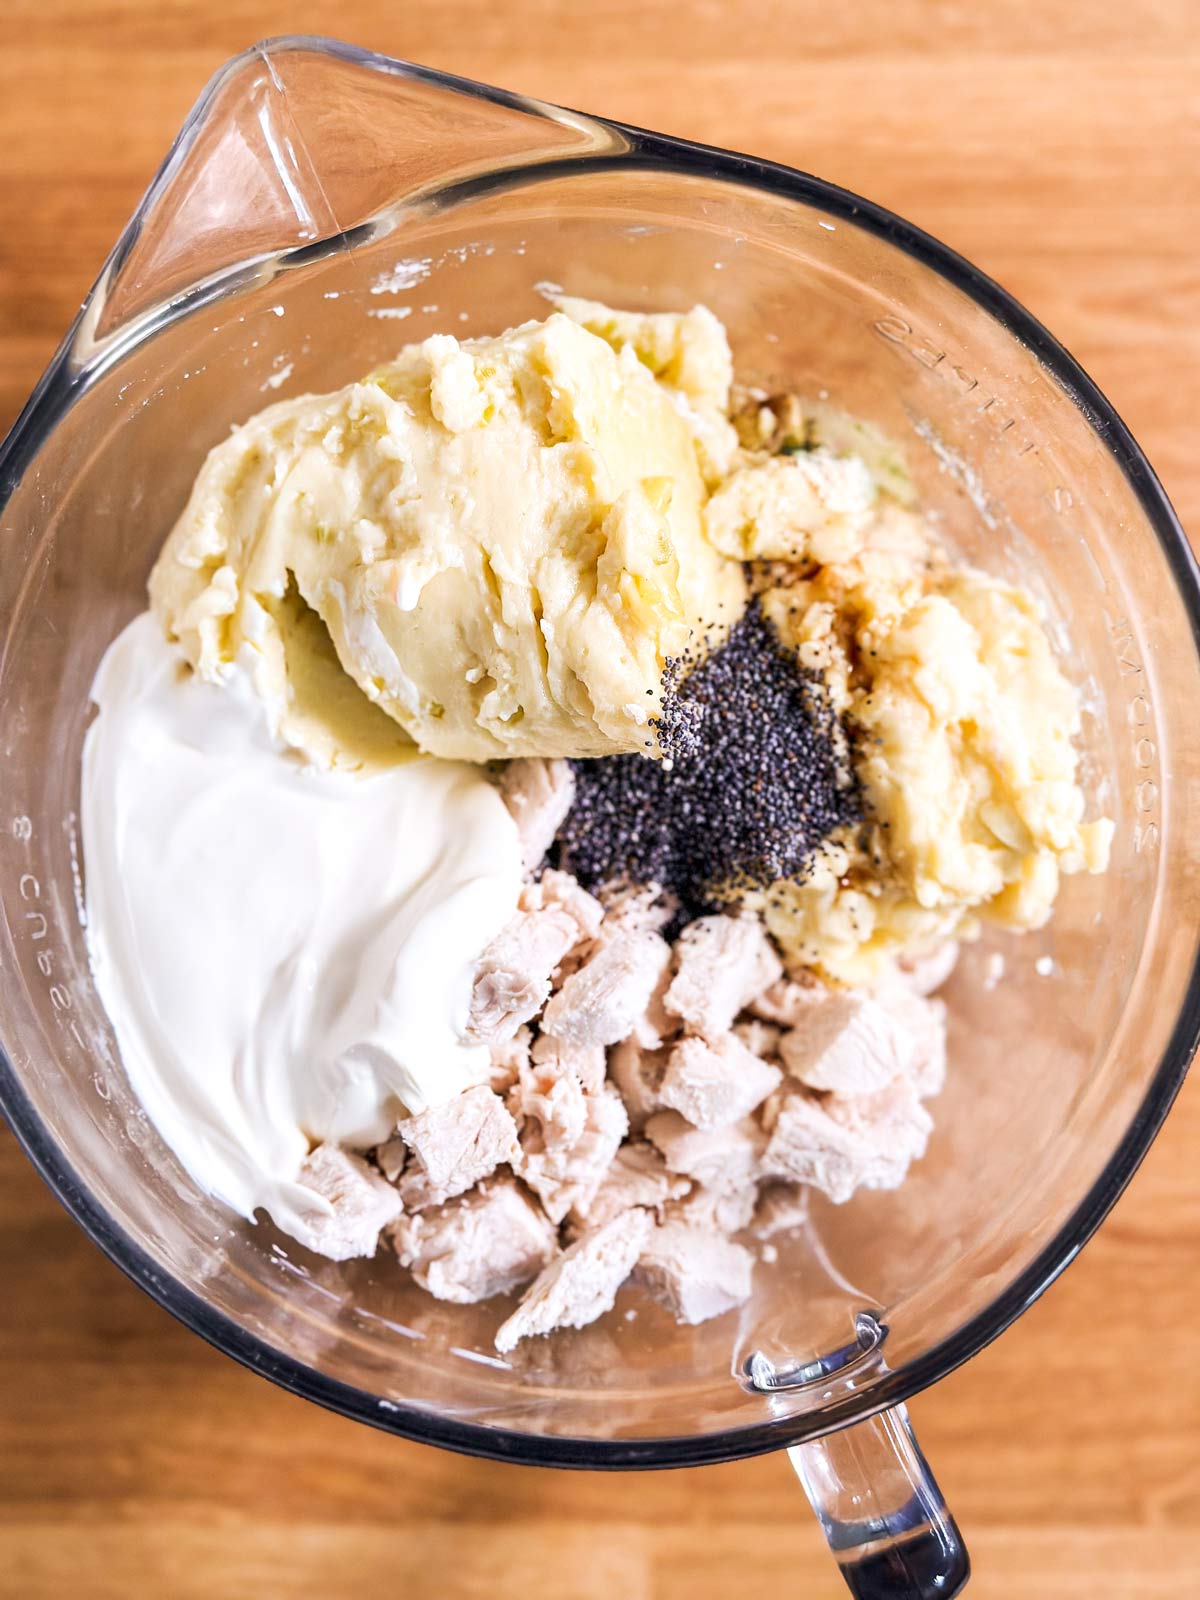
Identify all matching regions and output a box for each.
[1,2,1198,1596]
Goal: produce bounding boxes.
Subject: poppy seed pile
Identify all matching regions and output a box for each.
[554,600,860,923]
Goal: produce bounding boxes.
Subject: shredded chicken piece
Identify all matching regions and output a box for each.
[748,976,830,1026]
[509,1057,589,1150]
[529,1031,606,1094]
[596,879,679,934]
[541,928,672,1047]
[635,1220,755,1324]
[762,1087,921,1203]
[630,954,679,1050]
[827,1079,933,1187]
[608,1037,669,1132]
[397,1086,518,1210]
[487,1028,531,1095]
[569,1140,691,1229]
[664,915,783,1036]
[668,1181,759,1235]
[658,1033,782,1130]
[516,1083,629,1223]
[495,1207,653,1352]
[499,758,576,873]
[778,992,917,1096]
[466,871,603,1043]
[392,1176,557,1303]
[290,1145,403,1261]
[877,982,948,1098]
[644,1110,764,1193]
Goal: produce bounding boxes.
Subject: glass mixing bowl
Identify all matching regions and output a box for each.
[1,37,1196,1599]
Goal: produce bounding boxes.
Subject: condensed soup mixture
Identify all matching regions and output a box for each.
[82,294,1112,1351]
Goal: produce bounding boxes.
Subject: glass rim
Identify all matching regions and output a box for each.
[1,35,1197,1471]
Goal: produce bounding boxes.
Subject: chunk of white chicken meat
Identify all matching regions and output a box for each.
[466,871,603,1044]
[762,1080,931,1202]
[664,915,783,1037]
[779,991,921,1096]
[515,1083,630,1224]
[748,976,830,1026]
[529,1030,606,1094]
[607,1038,670,1132]
[667,1181,759,1236]
[498,758,575,873]
[487,1027,531,1095]
[392,1176,557,1303]
[876,982,948,1098]
[635,1220,755,1324]
[397,1086,519,1210]
[494,1206,653,1353]
[658,1033,783,1130]
[760,1090,882,1203]
[595,879,679,934]
[290,1145,403,1261]
[509,1054,589,1151]
[541,927,672,1047]
[569,1140,691,1230]
[645,1110,764,1194]
[826,1079,934,1187]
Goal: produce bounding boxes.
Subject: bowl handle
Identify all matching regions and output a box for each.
[788,1404,970,1598]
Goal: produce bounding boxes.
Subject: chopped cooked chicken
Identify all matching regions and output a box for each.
[762,1087,915,1202]
[291,1145,403,1261]
[596,879,679,934]
[668,1181,759,1235]
[397,1086,519,1209]
[630,955,678,1050]
[877,982,948,1098]
[778,991,918,1096]
[608,1037,669,1131]
[761,1090,874,1202]
[392,1176,557,1303]
[827,1078,933,1187]
[487,1027,531,1094]
[658,1033,782,1129]
[733,1018,783,1059]
[529,1030,606,1094]
[751,1182,810,1239]
[541,928,672,1047]
[516,1083,629,1223]
[466,871,603,1044]
[635,1220,755,1324]
[569,1140,691,1229]
[495,1207,653,1353]
[748,975,830,1026]
[896,941,959,998]
[644,1110,764,1193]
[664,914,783,1036]
[498,758,576,873]
[535,869,606,939]
[510,1055,589,1149]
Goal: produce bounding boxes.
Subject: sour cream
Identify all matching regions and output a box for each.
[81,613,522,1234]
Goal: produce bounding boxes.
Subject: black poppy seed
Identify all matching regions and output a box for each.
[553,599,860,927]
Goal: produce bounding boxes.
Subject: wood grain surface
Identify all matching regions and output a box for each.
[1,3,1198,1596]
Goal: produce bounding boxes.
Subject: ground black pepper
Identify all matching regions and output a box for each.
[554,600,859,925]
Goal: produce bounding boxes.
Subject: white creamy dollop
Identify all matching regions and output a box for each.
[81,613,523,1233]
